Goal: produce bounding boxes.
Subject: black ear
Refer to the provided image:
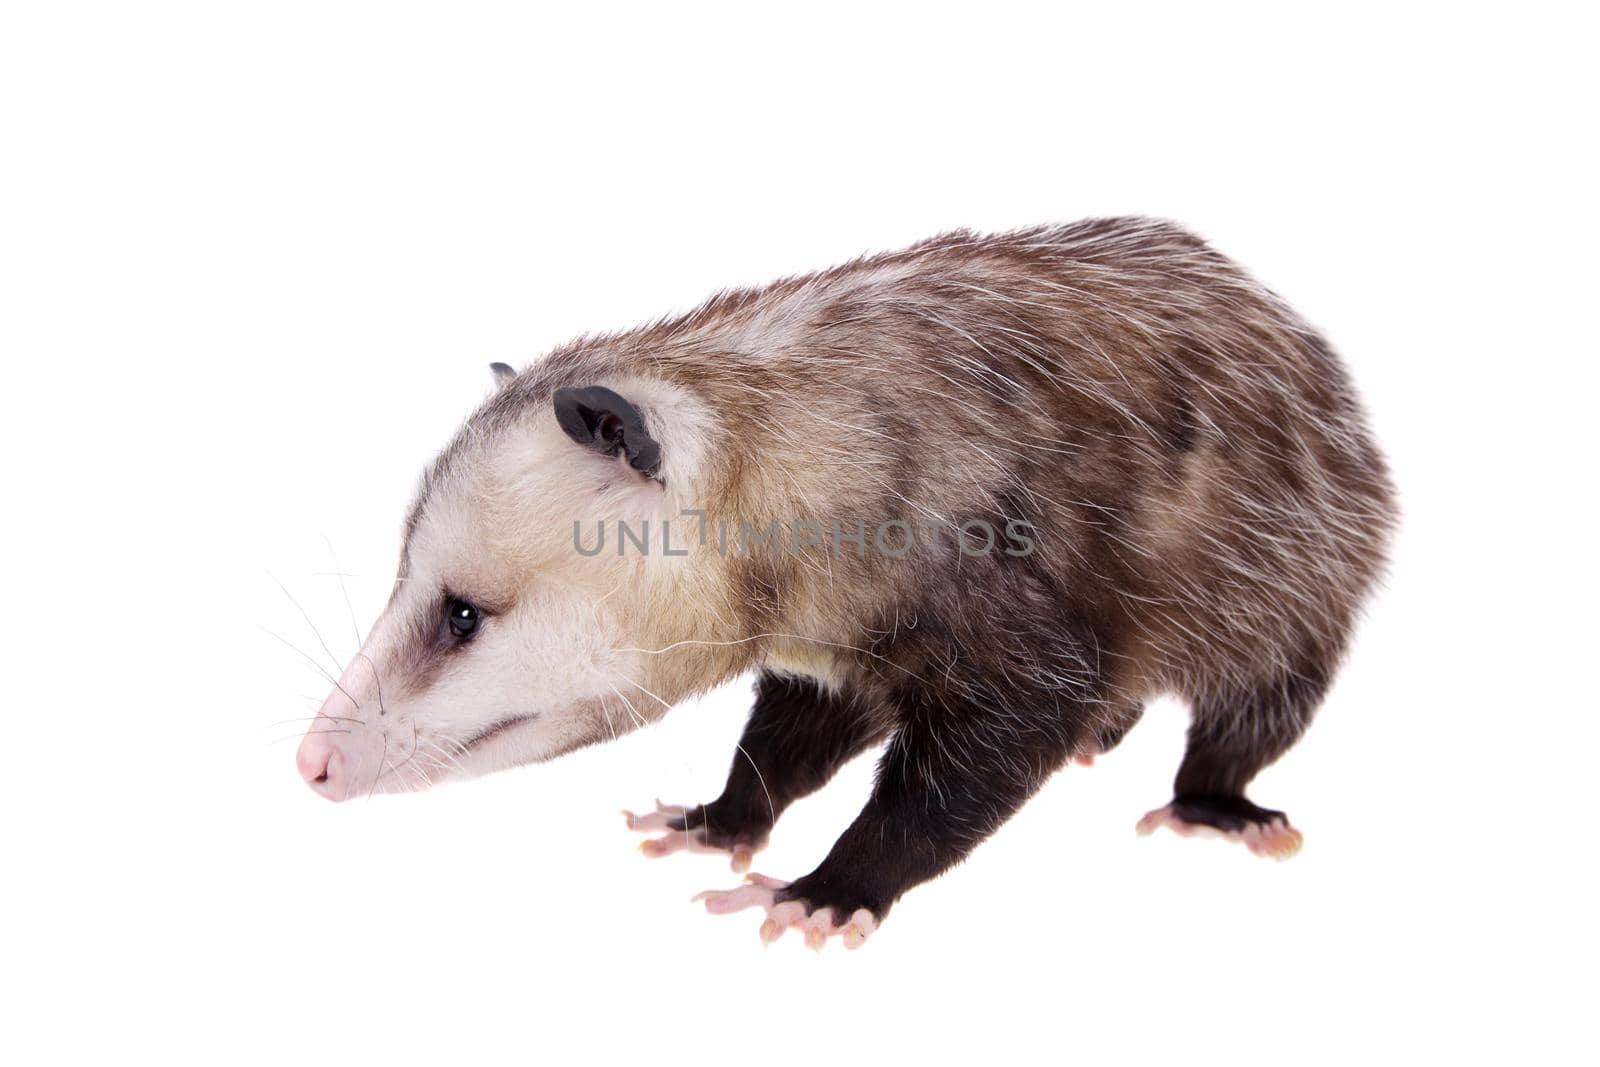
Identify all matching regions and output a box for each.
[489,362,518,387]
[552,386,663,479]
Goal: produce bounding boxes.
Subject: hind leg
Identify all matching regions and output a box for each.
[1139,663,1328,860]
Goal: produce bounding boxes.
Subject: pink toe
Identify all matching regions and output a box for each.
[842,909,877,950]
[696,883,774,914]
[744,872,788,890]
[769,900,807,929]
[1136,805,1173,836]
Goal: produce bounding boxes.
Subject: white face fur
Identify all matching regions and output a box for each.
[294,374,711,801]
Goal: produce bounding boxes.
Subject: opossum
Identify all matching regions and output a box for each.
[296,218,1397,949]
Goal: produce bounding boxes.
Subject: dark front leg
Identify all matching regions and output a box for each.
[674,672,889,849]
[776,678,1088,925]
[628,672,890,865]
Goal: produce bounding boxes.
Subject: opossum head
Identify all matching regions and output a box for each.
[295,366,729,801]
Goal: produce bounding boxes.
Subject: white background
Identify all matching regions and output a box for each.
[3,3,1595,1064]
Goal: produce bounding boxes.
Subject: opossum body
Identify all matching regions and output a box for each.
[297,218,1397,950]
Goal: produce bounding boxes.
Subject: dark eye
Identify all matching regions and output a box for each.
[446,598,481,640]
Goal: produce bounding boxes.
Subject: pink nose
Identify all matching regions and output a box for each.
[296,730,349,800]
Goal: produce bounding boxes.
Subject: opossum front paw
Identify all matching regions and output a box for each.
[623,799,769,873]
[692,873,879,951]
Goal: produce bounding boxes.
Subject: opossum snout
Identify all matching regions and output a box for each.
[296,725,349,801]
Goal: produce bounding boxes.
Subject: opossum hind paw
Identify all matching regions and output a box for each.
[692,873,878,951]
[1136,797,1304,860]
[623,799,761,872]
